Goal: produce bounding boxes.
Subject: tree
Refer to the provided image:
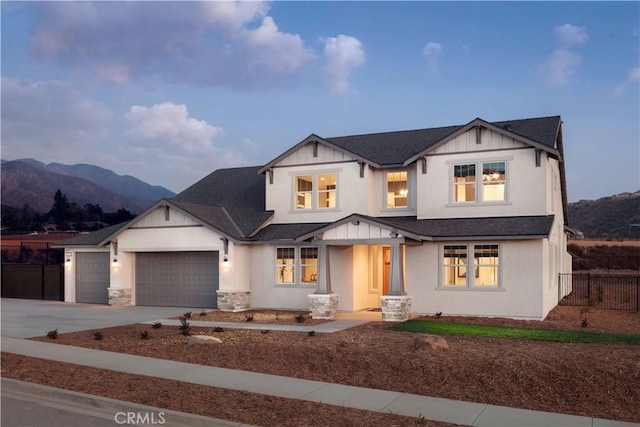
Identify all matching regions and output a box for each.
[50,189,70,225]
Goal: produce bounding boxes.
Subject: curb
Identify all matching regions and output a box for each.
[1,378,258,427]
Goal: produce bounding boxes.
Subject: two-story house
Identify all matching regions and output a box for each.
[59,115,572,321]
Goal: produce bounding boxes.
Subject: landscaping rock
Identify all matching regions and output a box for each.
[414,335,449,351]
[187,335,222,345]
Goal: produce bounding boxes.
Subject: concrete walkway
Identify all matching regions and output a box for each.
[2,336,638,427]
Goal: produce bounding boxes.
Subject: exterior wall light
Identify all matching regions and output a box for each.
[222,256,230,268]
[112,258,118,268]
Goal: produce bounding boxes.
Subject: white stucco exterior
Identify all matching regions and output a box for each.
[63,116,572,320]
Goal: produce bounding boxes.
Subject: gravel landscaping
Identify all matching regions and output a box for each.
[2,305,639,426]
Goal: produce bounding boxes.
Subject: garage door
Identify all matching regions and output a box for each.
[135,251,218,308]
[76,252,110,304]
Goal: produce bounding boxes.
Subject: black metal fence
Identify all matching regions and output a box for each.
[1,264,64,300]
[1,242,64,264]
[558,273,640,311]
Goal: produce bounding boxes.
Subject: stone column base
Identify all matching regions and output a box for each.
[308,293,339,319]
[380,295,412,322]
[108,288,132,306]
[217,291,250,312]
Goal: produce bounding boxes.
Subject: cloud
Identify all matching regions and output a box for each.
[422,42,442,72]
[0,77,112,157]
[613,67,640,96]
[122,102,246,191]
[323,35,365,96]
[554,24,588,49]
[541,24,588,86]
[245,16,314,73]
[124,103,223,155]
[27,1,312,88]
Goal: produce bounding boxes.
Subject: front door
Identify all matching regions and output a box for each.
[382,246,390,295]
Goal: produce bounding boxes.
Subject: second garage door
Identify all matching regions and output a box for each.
[135,251,218,308]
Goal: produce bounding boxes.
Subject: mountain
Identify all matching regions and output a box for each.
[1,159,175,214]
[568,191,640,238]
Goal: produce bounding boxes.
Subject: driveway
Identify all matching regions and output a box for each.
[1,299,192,338]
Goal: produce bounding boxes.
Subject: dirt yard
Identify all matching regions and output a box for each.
[2,305,639,426]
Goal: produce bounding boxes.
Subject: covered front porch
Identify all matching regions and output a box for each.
[297,217,422,322]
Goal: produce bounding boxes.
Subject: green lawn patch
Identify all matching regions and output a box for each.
[390,320,640,345]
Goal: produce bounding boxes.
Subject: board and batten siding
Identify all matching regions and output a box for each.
[132,205,200,228]
[322,222,397,241]
[276,142,356,166]
[431,128,529,154]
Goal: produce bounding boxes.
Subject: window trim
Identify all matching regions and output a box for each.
[381,168,415,212]
[275,246,319,286]
[449,160,509,205]
[290,170,340,212]
[440,243,501,289]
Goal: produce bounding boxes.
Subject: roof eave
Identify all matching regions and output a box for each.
[295,213,423,242]
[258,134,381,175]
[403,117,560,166]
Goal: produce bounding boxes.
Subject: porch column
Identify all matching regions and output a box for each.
[314,245,332,294]
[381,242,411,322]
[309,245,338,319]
[388,242,406,295]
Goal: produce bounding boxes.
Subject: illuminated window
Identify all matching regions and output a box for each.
[294,173,337,210]
[318,174,337,209]
[276,247,318,284]
[443,245,468,286]
[386,171,408,208]
[453,162,507,203]
[276,247,295,284]
[443,244,500,288]
[300,247,318,283]
[295,176,313,209]
[481,162,506,201]
[454,164,476,202]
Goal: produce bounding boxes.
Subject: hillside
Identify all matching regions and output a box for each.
[568,191,640,238]
[1,159,174,214]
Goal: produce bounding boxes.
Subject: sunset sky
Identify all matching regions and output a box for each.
[2,1,638,201]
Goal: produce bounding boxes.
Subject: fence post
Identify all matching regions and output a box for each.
[587,273,591,304]
[41,264,45,299]
[637,275,639,313]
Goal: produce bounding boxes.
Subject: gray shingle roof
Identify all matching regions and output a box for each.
[51,221,130,247]
[324,116,560,166]
[250,222,329,242]
[363,215,555,240]
[173,166,272,238]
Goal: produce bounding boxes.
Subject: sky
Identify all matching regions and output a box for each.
[1,1,639,202]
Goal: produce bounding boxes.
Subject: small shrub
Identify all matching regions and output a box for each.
[152,322,162,329]
[179,317,191,336]
[295,314,306,323]
[435,312,442,318]
[93,331,104,340]
[46,329,58,339]
[245,314,254,322]
[581,318,589,328]
[199,309,207,317]
[308,330,316,337]
[261,329,270,334]
[183,311,192,319]
[140,331,149,340]
[213,326,224,332]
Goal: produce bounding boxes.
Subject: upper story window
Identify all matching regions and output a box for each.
[453,161,506,203]
[443,244,500,288]
[386,171,408,208]
[294,173,337,210]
